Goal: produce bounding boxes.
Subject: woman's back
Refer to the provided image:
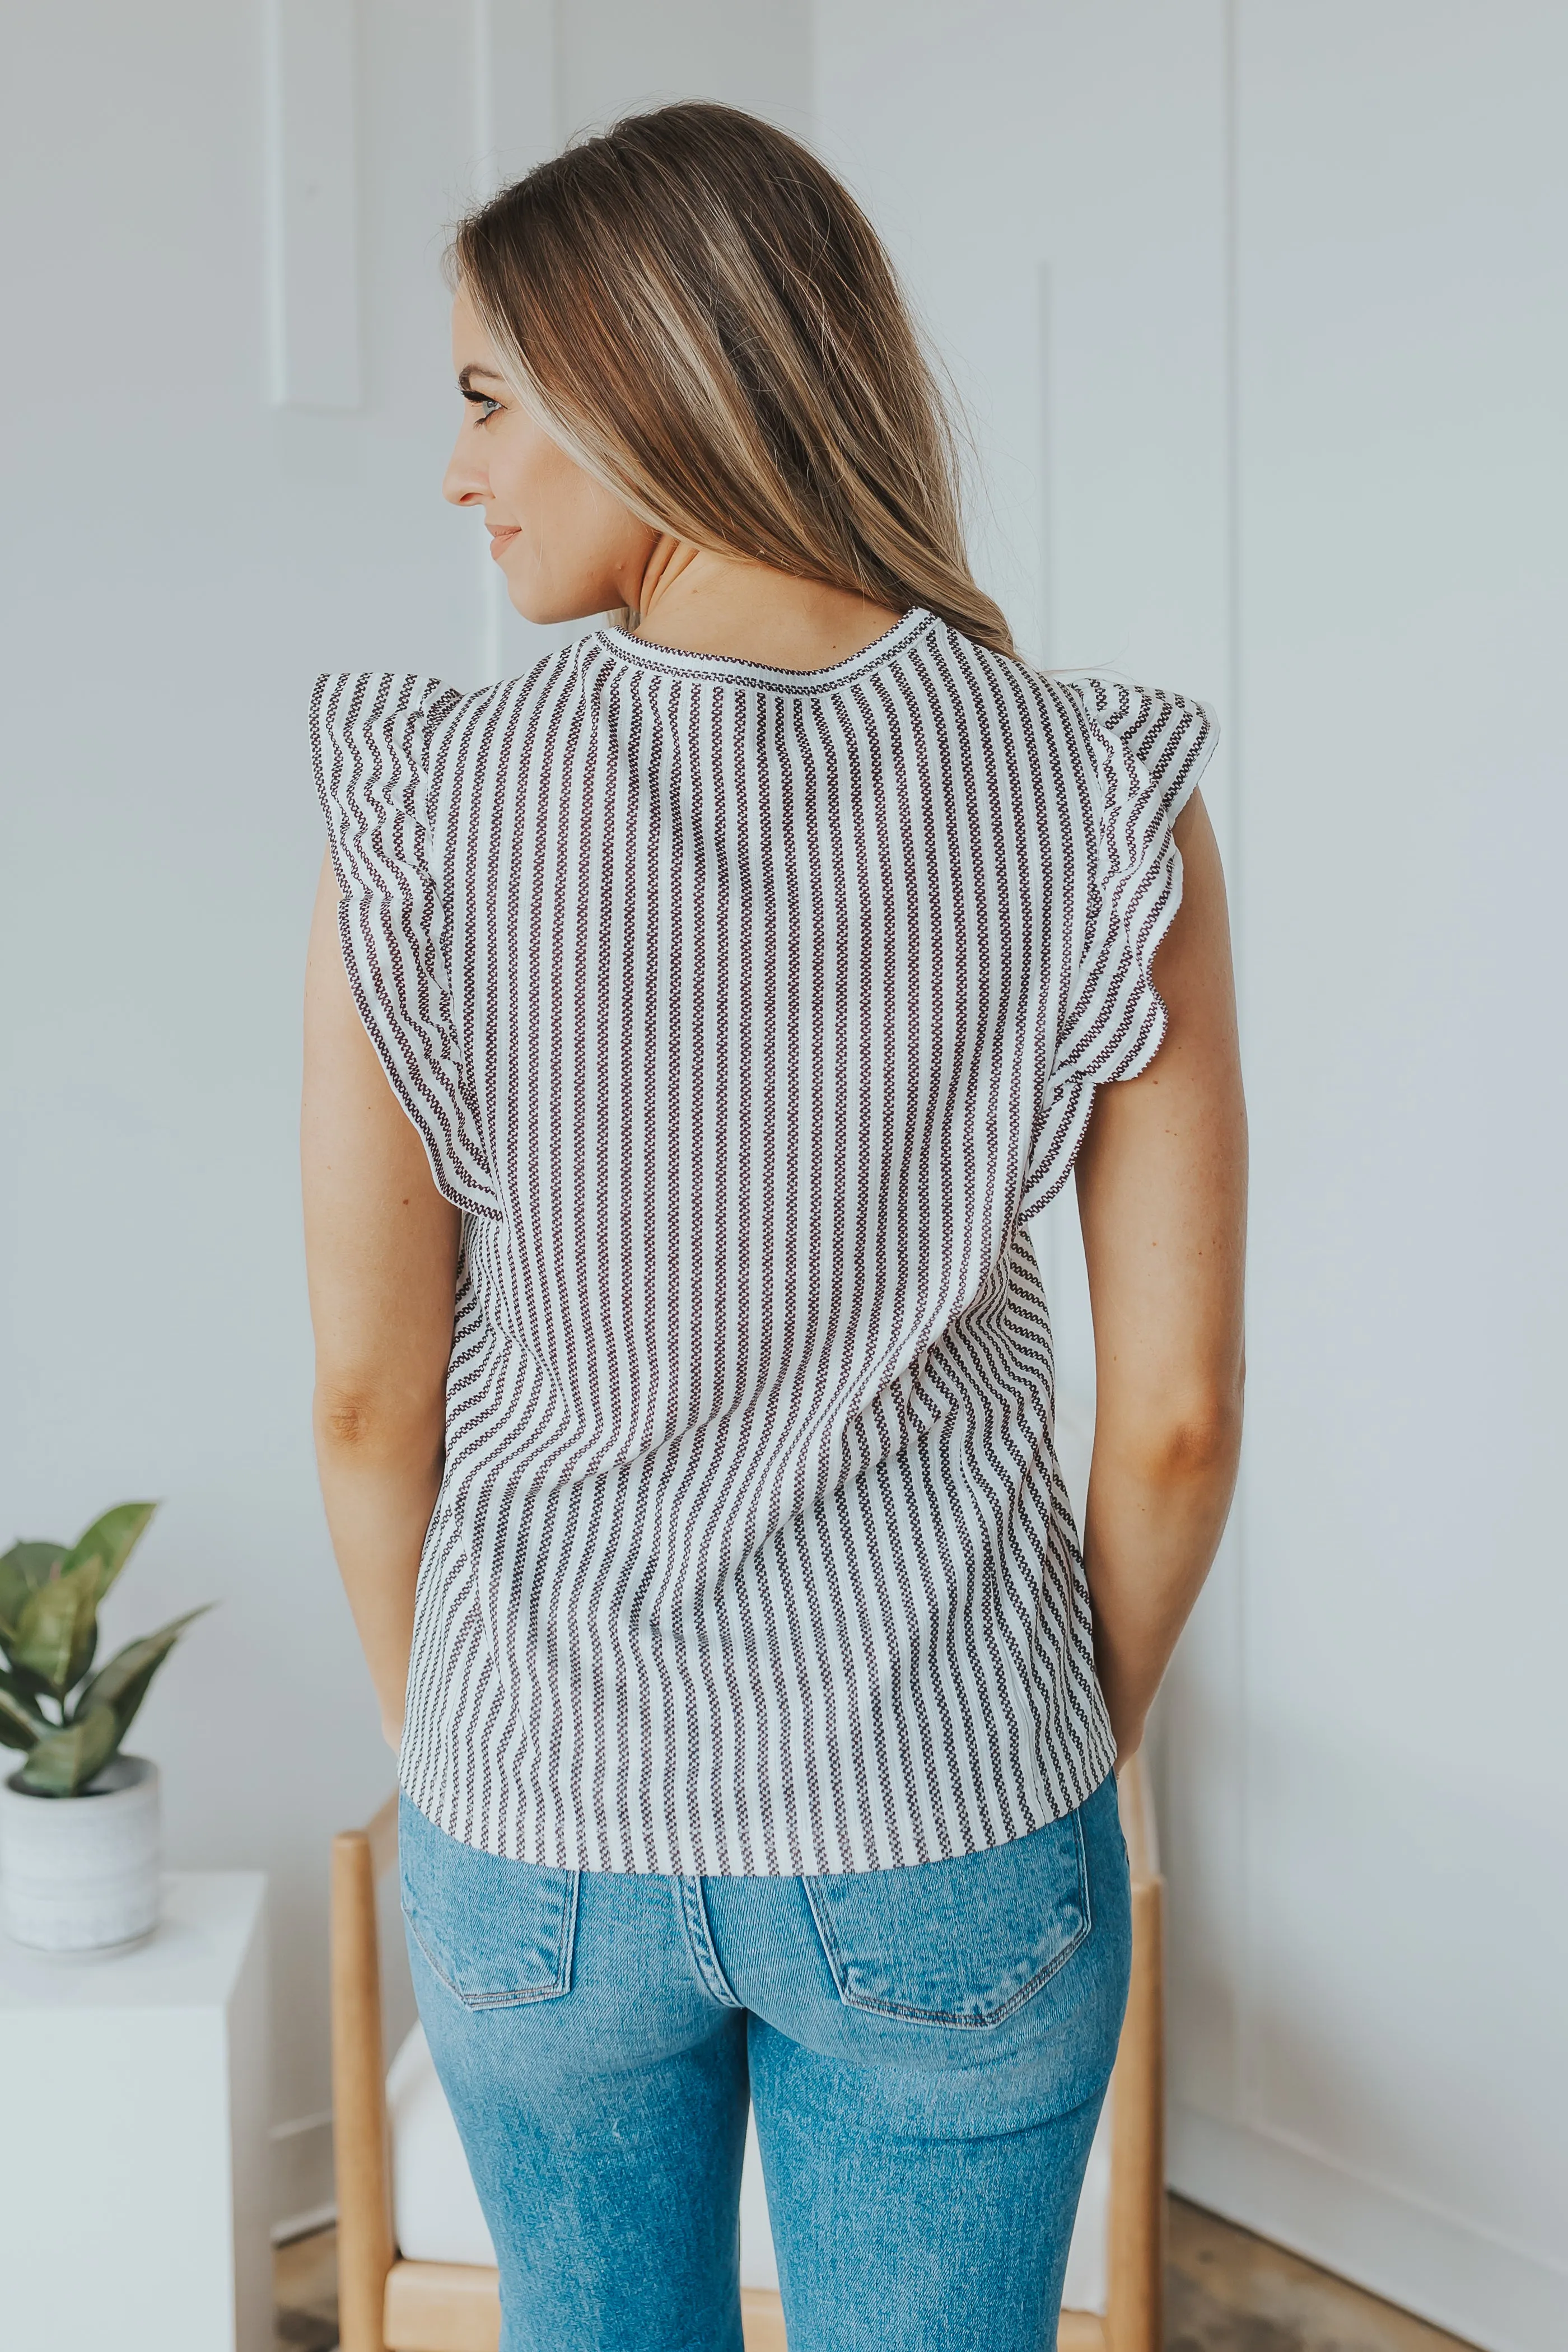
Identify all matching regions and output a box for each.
[314,611,1215,1872]
[302,101,1244,2351]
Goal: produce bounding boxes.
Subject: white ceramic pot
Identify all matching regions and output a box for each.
[0,1754,162,1953]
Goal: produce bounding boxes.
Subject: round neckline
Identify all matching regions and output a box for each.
[592,604,937,692]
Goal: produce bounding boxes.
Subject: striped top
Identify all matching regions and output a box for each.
[312,607,1215,1874]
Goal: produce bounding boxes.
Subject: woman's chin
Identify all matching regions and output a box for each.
[502,575,600,629]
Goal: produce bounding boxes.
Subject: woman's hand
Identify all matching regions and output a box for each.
[301,852,460,1752]
[1075,790,1248,1754]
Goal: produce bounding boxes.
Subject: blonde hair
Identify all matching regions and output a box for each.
[450,101,1015,656]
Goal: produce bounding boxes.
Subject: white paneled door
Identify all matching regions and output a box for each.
[1201,9,1568,2346]
[815,6,1568,2349]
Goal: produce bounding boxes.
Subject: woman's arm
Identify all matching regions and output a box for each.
[301,852,460,1749]
[1074,790,1248,1765]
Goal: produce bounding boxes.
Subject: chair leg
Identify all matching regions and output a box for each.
[332,1827,395,2352]
[1103,1873,1164,2352]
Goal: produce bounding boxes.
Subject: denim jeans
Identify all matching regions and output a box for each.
[399,1771,1131,2352]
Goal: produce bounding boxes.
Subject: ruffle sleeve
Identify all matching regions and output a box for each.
[311,670,501,1219]
[1021,674,1219,1216]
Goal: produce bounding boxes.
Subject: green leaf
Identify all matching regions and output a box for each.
[58,1502,158,1603]
[0,1674,44,1752]
[8,1561,104,1698]
[17,1704,122,1796]
[0,1542,66,1642]
[71,1606,211,1743]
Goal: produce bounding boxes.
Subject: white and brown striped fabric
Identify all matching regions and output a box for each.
[312,608,1215,1873]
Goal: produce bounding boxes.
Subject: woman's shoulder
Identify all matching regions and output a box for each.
[1048,669,1217,766]
[937,629,1214,748]
[913,628,1217,810]
[310,648,577,737]
[310,646,591,794]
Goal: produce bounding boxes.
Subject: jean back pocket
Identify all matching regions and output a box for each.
[399,1795,578,2009]
[804,1805,1090,2028]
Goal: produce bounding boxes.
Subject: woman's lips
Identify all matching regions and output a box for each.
[487,527,521,560]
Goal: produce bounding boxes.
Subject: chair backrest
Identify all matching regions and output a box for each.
[1118,1746,1160,1885]
[1105,1751,1163,2352]
[332,1793,398,2352]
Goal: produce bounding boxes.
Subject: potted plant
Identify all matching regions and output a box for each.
[0,1502,208,1952]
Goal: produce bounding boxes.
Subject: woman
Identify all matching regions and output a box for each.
[302,101,1245,2352]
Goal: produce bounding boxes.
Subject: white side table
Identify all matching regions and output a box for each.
[0,1870,270,2352]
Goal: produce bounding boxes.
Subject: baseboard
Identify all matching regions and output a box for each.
[272,2201,336,2248]
[270,2111,335,2243]
[1170,2104,1568,2352]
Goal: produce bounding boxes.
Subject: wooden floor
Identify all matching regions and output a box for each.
[1165,2202,1477,2352]
[276,2197,1481,2352]
[273,2220,338,2351]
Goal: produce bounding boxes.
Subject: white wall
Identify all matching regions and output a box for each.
[0,0,809,2232]
[3,0,484,2229]
[1201,14,1568,2345]
[814,6,1568,2348]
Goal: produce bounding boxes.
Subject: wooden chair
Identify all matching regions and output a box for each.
[332,1757,1164,2352]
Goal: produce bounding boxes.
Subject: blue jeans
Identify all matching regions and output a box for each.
[399,1772,1130,2352]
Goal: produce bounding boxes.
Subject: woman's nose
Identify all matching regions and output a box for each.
[443,430,487,508]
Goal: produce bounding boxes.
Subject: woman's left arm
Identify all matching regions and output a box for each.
[301,852,460,1750]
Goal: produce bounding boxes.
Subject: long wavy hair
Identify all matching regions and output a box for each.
[449,101,1015,656]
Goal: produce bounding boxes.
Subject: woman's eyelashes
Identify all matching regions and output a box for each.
[460,387,501,423]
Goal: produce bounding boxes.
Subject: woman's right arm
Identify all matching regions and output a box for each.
[301,853,460,1749]
[1074,788,1248,1765]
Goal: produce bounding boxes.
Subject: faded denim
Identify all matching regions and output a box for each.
[400,1771,1130,2351]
